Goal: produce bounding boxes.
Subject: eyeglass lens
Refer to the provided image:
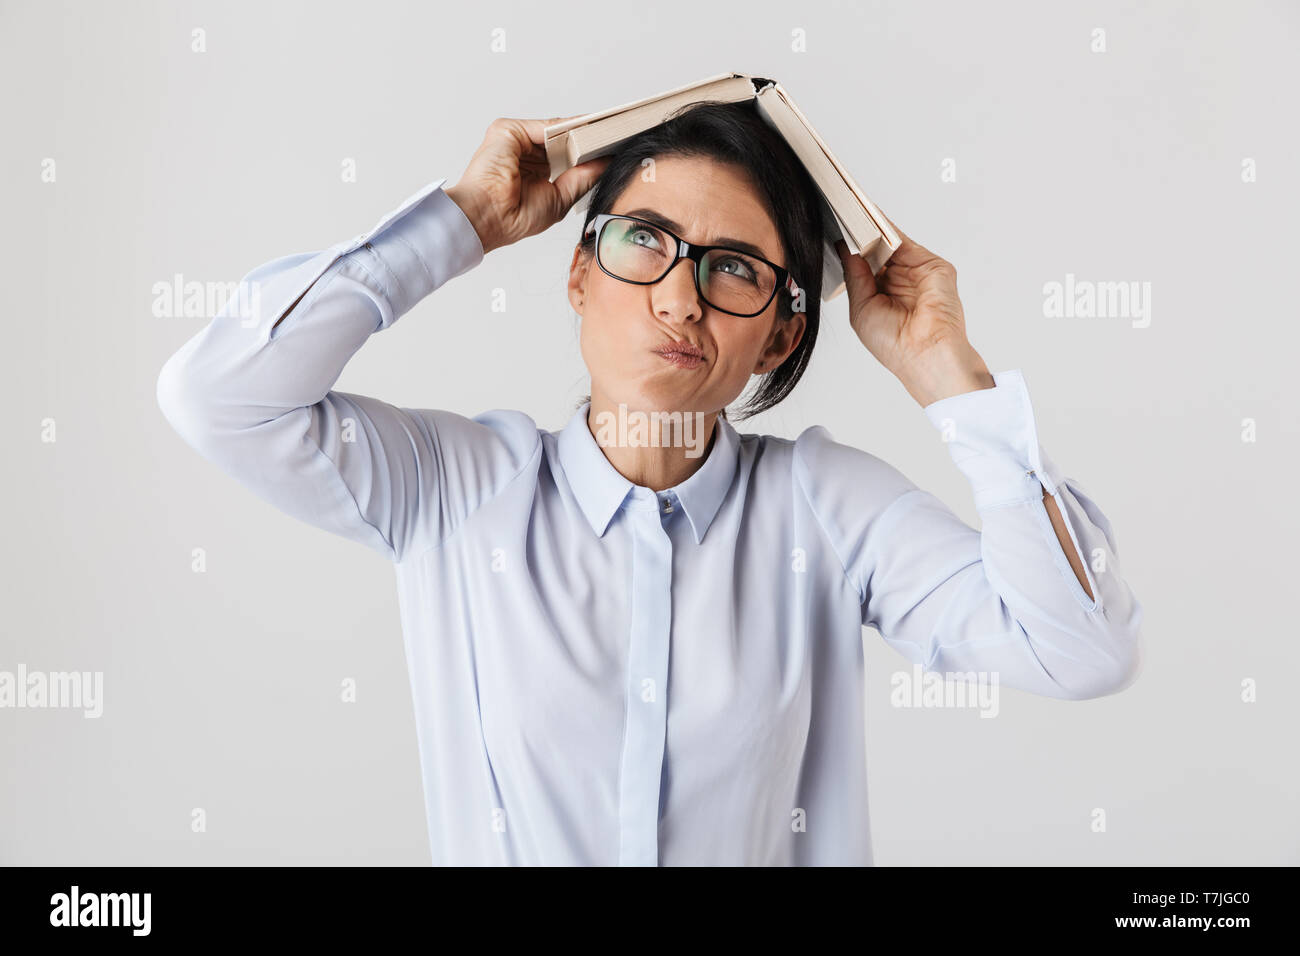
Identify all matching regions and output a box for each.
[597,218,778,316]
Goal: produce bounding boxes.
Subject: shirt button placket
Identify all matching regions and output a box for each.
[617,494,674,866]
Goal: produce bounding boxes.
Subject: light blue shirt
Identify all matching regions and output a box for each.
[157,178,1144,866]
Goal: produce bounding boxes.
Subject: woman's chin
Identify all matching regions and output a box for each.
[615,383,698,415]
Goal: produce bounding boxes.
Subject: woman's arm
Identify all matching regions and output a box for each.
[815,235,1143,699]
[155,179,535,562]
[794,378,1142,701]
[157,120,609,563]
[882,335,1095,600]
[1043,484,1094,600]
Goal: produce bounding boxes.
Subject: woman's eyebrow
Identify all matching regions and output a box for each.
[619,207,773,262]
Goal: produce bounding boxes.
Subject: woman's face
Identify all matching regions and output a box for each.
[567,154,806,417]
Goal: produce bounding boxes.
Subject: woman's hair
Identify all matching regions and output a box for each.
[573,99,825,421]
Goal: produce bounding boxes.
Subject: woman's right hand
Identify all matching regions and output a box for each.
[445,117,612,256]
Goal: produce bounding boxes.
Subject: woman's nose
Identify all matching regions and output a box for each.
[651,258,703,324]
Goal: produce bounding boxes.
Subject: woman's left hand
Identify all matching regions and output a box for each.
[836,233,995,407]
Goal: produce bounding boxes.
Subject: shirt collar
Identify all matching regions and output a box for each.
[555,401,740,544]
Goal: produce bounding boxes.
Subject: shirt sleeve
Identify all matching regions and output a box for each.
[794,369,1143,700]
[156,178,541,564]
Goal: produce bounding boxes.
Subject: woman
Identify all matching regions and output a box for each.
[157,101,1143,866]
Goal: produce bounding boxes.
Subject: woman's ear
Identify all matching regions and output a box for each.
[567,244,590,314]
[754,312,806,374]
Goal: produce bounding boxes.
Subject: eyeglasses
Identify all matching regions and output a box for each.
[583,212,801,318]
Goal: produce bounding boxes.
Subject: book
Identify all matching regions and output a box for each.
[544,72,902,303]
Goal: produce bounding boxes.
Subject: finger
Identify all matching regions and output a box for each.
[518,118,550,146]
[885,232,940,269]
[877,212,940,266]
[835,238,877,300]
[552,155,612,215]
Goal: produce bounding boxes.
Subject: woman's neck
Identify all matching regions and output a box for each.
[584,397,719,492]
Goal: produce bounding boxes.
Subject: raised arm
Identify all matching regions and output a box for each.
[813,231,1142,699]
[796,373,1142,700]
[157,119,611,562]
[156,179,526,562]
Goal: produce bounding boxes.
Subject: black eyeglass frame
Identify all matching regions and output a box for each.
[583,212,802,318]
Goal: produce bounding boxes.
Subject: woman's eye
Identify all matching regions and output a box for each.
[714,257,758,282]
[629,228,661,248]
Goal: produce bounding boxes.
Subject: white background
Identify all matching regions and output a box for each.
[2,0,1295,864]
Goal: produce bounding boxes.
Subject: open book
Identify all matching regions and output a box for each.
[544,72,902,302]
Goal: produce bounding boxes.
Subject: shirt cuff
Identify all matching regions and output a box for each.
[921,368,1065,510]
[360,178,486,321]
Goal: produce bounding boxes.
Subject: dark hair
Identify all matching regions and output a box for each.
[573,99,825,421]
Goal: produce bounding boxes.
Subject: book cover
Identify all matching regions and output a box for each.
[544,72,901,303]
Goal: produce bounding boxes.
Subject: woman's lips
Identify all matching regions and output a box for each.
[654,350,704,369]
[653,342,705,369]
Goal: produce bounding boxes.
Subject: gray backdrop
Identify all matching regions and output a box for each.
[2,0,1296,865]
